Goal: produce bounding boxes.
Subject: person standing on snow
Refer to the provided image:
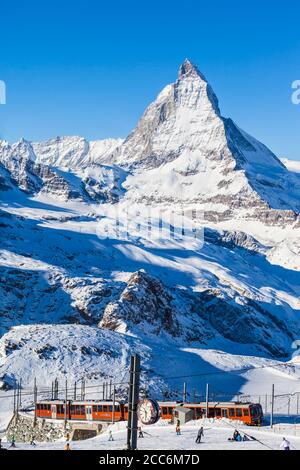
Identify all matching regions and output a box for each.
[176,419,181,435]
[195,426,204,443]
[9,435,16,448]
[30,437,37,447]
[108,430,114,441]
[280,437,290,451]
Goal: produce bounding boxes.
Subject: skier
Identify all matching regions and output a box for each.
[280,437,290,451]
[9,435,16,448]
[195,426,204,443]
[30,437,37,447]
[108,430,114,441]
[138,427,144,438]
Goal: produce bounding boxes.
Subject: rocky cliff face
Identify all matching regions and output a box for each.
[0,139,126,202]
[104,59,300,227]
[100,270,180,336]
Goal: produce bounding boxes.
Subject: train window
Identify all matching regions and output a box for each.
[168,407,173,415]
[208,408,214,418]
[222,408,228,418]
[98,406,103,412]
[215,408,221,417]
[229,408,235,417]
[109,406,113,412]
[243,408,249,416]
[236,408,242,417]
[115,405,119,412]
[250,406,259,416]
[92,406,97,413]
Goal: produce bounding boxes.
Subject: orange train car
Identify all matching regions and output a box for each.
[158,401,263,426]
[36,399,263,426]
[36,400,125,422]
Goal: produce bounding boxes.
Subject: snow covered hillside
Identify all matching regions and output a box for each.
[1,60,300,429]
[3,418,300,450]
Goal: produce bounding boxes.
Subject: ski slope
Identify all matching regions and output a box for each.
[2,419,300,451]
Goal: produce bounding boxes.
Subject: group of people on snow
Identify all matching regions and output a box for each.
[0,424,293,450]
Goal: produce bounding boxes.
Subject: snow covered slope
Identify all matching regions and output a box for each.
[0,60,300,428]
[32,136,123,169]
[281,158,300,174]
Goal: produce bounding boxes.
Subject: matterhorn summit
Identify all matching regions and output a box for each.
[105,59,300,226]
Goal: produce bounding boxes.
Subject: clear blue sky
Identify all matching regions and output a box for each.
[0,0,300,160]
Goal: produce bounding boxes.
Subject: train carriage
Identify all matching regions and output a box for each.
[36,399,263,426]
[36,400,68,420]
[158,401,263,425]
[36,400,124,422]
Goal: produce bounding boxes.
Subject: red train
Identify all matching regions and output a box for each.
[36,400,128,422]
[36,399,263,426]
[158,401,263,426]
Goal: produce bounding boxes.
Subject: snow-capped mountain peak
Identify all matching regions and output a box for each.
[1,61,300,424]
[178,58,202,78]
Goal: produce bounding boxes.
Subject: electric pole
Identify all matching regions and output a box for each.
[183,382,187,402]
[127,354,140,450]
[33,377,37,426]
[112,385,116,425]
[205,383,209,418]
[270,384,275,428]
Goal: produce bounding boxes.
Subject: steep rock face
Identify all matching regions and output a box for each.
[0,162,12,191]
[0,139,44,193]
[0,139,83,198]
[0,139,126,202]
[204,228,268,254]
[110,60,224,170]
[106,59,300,222]
[98,268,298,358]
[100,270,180,336]
[196,289,295,358]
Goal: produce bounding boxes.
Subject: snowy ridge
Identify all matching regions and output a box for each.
[1,60,300,429]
